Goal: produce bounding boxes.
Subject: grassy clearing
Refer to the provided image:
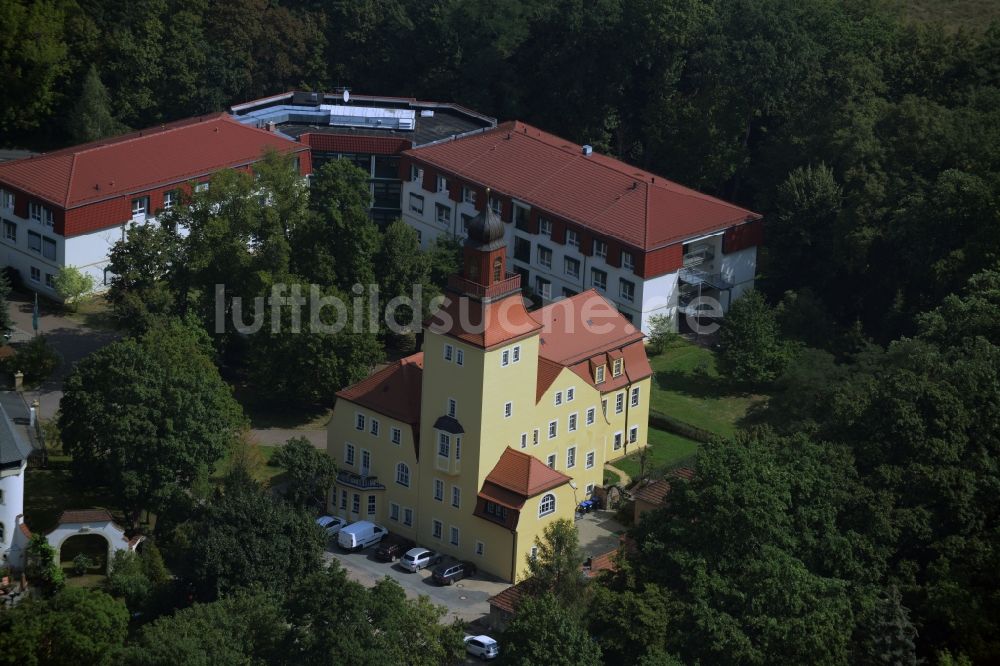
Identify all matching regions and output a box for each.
[211,444,285,485]
[613,428,699,481]
[648,339,765,438]
[888,0,1000,31]
[61,294,119,331]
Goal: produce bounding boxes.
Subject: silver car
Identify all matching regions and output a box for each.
[399,547,442,572]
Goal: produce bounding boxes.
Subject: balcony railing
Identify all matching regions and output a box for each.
[336,470,385,490]
[678,267,732,291]
[683,246,715,267]
[447,272,522,300]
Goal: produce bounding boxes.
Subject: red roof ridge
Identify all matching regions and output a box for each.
[486,447,572,497]
[335,352,424,425]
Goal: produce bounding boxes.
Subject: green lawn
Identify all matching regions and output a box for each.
[649,339,765,438]
[889,0,1000,31]
[211,444,286,484]
[613,428,699,481]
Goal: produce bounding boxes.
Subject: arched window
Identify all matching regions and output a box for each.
[396,463,410,487]
[492,256,503,282]
[538,493,556,517]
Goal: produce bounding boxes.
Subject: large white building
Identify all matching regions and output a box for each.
[0,114,310,296]
[399,121,763,333]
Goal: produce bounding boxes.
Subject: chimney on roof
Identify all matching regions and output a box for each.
[582,144,593,156]
[266,121,276,133]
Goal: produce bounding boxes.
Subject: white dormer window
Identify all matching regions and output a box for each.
[593,239,607,259]
[538,218,552,236]
[566,229,579,248]
[437,175,448,193]
[613,358,623,377]
[595,365,606,384]
[463,186,476,204]
[29,202,53,227]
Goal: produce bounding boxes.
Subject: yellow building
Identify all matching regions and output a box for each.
[327,203,652,582]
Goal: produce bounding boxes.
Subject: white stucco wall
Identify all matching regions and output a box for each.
[720,245,757,303]
[45,518,136,569]
[0,461,26,565]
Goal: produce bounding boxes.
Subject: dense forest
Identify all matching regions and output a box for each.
[2,0,999,663]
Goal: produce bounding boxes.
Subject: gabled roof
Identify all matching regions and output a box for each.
[425,293,541,350]
[485,447,571,498]
[633,468,696,506]
[406,121,760,251]
[0,402,32,465]
[532,290,644,366]
[56,509,114,524]
[0,113,307,209]
[536,357,564,402]
[335,353,424,425]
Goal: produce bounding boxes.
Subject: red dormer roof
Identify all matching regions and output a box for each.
[0,113,308,210]
[335,352,424,425]
[405,120,760,251]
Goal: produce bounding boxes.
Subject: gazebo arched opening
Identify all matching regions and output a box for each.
[58,532,111,575]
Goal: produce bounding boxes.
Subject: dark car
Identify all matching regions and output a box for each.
[375,534,415,562]
[432,560,477,585]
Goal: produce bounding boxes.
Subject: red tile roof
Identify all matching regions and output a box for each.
[485,447,571,498]
[425,293,541,350]
[406,121,760,251]
[56,509,115,524]
[535,357,564,402]
[0,113,307,210]
[489,579,531,614]
[532,290,645,366]
[335,353,424,425]
[633,479,672,506]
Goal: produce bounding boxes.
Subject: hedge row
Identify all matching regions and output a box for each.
[648,409,714,444]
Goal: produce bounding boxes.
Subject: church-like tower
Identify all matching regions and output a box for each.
[0,402,32,570]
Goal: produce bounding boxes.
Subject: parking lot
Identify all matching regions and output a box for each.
[321,510,627,626]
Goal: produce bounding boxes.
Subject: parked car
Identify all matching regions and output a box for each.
[399,547,443,572]
[315,515,348,536]
[464,635,499,661]
[336,521,388,551]
[431,560,477,585]
[375,534,415,562]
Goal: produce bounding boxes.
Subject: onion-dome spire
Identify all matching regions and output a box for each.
[465,187,505,250]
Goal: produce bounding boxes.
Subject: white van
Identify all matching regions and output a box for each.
[336,521,388,551]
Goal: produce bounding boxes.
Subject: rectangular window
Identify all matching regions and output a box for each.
[586,407,596,425]
[504,402,512,418]
[567,446,576,468]
[513,205,530,231]
[0,190,13,209]
[535,276,551,299]
[548,420,557,439]
[622,251,634,271]
[456,349,464,366]
[195,182,209,193]
[410,165,422,181]
[355,413,365,430]
[437,175,448,193]
[42,237,56,260]
[448,398,457,418]
[461,213,473,234]
[163,190,178,210]
[546,453,556,469]
[28,231,41,253]
[568,413,578,432]
[367,495,377,516]
[533,429,539,446]
[435,203,451,225]
[564,257,580,278]
[554,391,563,406]
[391,427,401,445]
[629,425,639,443]
[593,239,607,259]
[370,419,380,436]
[566,229,579,248]
[567,387,575,402]
[409,193,424,214]
[514,236,532,263]
[475,541,485,556]
[404,508,413,526]
[456,438,461,460]
[512,346,521,363]
[595,365,606,384]
[620,279,635,303]
[537,245,552,269]
[539,218,552,236]
[501,349,510,367]
[352,493,361,513]
[361,449,371,473]
[452,486,461,508]
[520,433,528,449]
[345,443,355,465]
[444,344,454,361]
[340,490,348,510]
[29,202,42,222]
[463,186,476,204]
[45,273,55,289]
[591,269,607,291]
[586,451,595,469]
[586,483,595,495]
[434,479,444,501]
[631,386,640,407]
[390,503,400,521]
[613,358,623,377]
[449,526,460,546]
[132,196,149,216]
[2,220,15,242]
[614,432,623,450]
[432,519,443,539]
[616,392,624,414]
[490,196,502,216]
[438,433,450,457]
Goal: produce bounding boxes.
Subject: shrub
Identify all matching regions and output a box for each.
[1,335,61,386]
[72,553,93,576]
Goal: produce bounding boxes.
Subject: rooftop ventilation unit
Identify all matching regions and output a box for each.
[323,104,415,131]
[582,144,593,156]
